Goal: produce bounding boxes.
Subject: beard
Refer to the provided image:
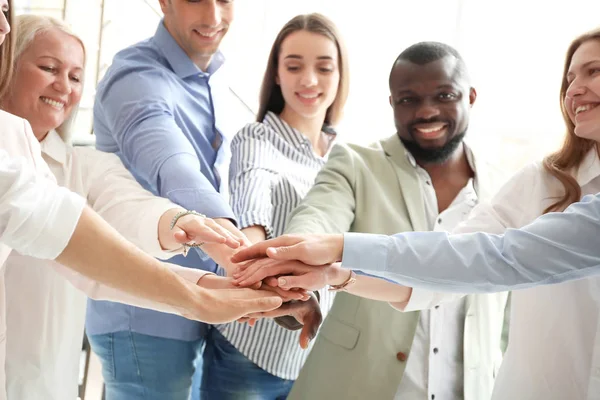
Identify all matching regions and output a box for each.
[400,127,467,164]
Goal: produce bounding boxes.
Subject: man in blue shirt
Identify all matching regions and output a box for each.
[87,1,244,399]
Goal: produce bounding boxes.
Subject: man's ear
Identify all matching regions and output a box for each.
[389,95,393,107]
[469,87,477,107]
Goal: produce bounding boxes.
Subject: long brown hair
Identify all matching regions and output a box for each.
[256,13,349,127]
[542,27,600,213]
[0,0,14,99]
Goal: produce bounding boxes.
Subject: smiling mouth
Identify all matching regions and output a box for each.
[40,97,65,110]
[575,103,599,115]
[413,123,448,139]
[194,29,221,39]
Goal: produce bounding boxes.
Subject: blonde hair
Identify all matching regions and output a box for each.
[0,0,14,99]
[542,27,600,213]
[11,14,86,142]
[257,13,350,128]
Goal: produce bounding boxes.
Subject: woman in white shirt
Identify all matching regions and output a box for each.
[0,13,284,400]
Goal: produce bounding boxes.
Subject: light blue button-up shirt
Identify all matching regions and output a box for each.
[342,193,600,293]
[87,21,235,341]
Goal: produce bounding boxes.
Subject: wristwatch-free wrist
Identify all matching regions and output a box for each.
[328,270,357,292]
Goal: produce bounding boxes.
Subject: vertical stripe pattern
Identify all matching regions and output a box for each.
[217,111,336,380]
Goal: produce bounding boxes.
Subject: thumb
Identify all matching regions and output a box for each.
[243,295,282,313]
[277,275,307,290]
[173,229,189,244]
[267,244,302,261]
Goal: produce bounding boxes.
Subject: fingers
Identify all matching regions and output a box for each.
[299,309,323,349]
[230,236,302,263]
[276,273,325,291]
[241,293,283,314]
[177,217,241,249]
[204,219,242,249]
[261,284,310,301]
[231,258,283,286]
[265,244,304,261]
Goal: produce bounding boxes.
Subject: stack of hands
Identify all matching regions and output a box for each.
[172,214,346,349]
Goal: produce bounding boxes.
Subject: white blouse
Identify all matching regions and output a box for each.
[4,130,207,400]
[407,148,600,400]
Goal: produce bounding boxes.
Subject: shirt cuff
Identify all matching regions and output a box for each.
[238,211,273,239]
[341,232,392,277]
[393,288,464,312]
[30,187,86,259]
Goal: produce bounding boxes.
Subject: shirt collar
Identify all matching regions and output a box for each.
[263,111,336,157]
[40,129,67,165]
[153,20,225,79]
[575,147,600,187]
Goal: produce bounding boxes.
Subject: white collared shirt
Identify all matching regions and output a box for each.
[0,111,86,400]
[396,148,479,400]
[4,130,207,400]
[401,147,600,399]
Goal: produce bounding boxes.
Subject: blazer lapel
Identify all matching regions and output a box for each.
[380,135,429,232]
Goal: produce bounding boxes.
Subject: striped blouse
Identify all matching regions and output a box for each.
[217,111,336,380]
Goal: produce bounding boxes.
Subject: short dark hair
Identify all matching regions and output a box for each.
[390,41,468,83]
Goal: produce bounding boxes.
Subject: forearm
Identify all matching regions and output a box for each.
[348,275,412,303]
[158,207,186,250]
[53,261,209,314]
[329,264,412,303]
[55,206,196,313]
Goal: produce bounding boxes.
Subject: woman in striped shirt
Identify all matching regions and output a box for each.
[200,13,350,400]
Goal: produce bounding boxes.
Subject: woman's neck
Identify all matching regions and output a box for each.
[279,107,328,156]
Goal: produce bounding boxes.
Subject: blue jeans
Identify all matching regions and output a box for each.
[200,329,294,400]
[88,331,204,400]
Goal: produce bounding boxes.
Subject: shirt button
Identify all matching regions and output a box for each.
[437,218,442,224]
[396,351,408,362]
[433,348,439,354]
[435,305,440,309]
[426,181,431,186]
[431,395,435,400]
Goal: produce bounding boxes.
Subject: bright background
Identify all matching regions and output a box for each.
[15,0,600,173]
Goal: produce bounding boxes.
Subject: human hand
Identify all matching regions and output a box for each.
[213,218,252,248]
[172,214,241,250]
[242,294,323,349]
[230,234,344,266]
[185,284,283,324]
[232,258,349,291]
[198,275,310,301]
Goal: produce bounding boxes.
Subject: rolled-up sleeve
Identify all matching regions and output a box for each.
[97,68,234,220]
[229,125,276,238]
[82,148,178,259]
[0,151,86,260]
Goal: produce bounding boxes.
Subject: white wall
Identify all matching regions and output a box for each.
[16,0,600,173]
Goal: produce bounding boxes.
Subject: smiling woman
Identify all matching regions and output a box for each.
[204,13,350,400]
[1,15,85,142]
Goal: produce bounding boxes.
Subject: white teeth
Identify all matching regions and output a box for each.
[575,104,598,115]
[416,125,446,133]
[197,31,217,38]
[41,97,64,110]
